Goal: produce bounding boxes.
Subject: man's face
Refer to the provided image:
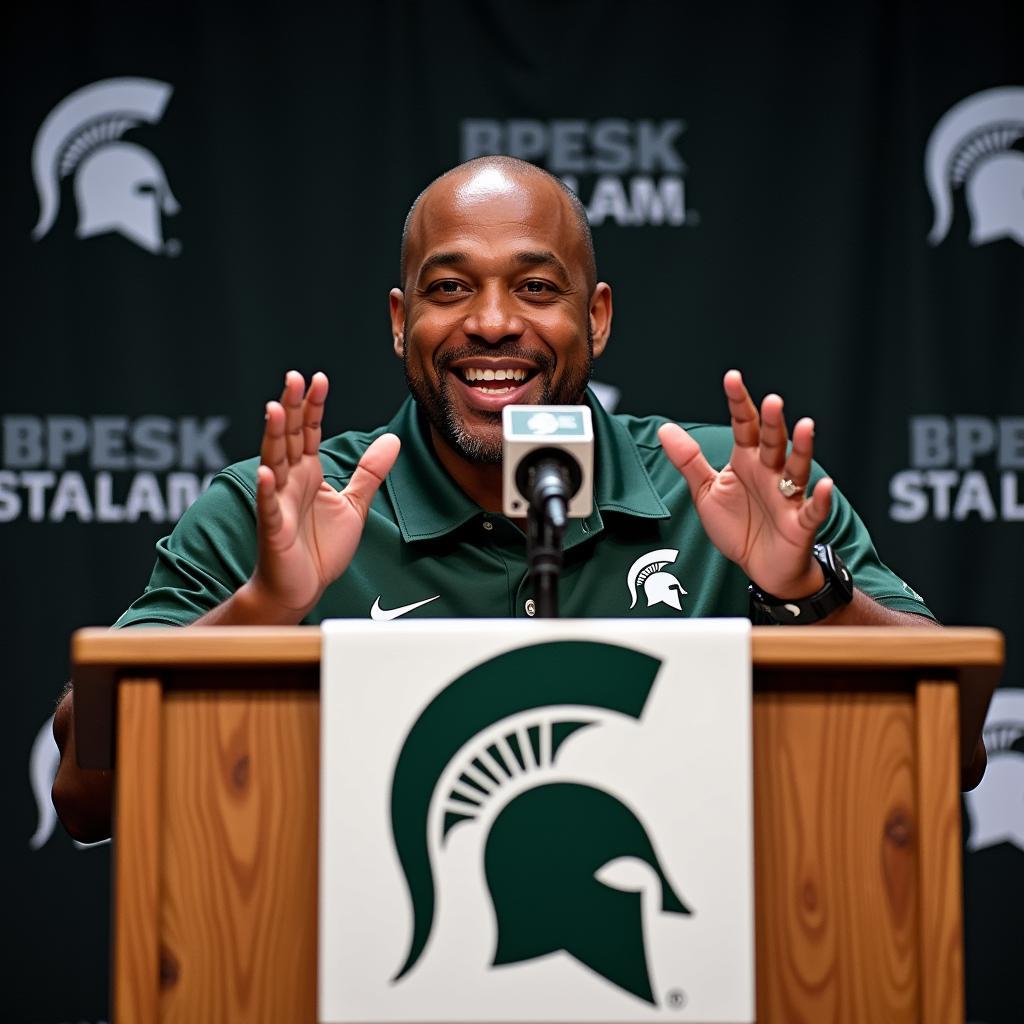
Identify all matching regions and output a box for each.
[394,168,608,464]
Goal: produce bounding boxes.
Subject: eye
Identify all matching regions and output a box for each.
[427,279,470,297]
[519,279,559,298]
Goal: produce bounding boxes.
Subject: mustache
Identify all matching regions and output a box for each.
[434,344,555,376]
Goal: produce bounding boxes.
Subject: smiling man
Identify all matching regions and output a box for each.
[54,157,966,842]
[396,160,604,481]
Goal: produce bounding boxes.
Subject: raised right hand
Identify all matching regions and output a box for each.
[248,370,400,619]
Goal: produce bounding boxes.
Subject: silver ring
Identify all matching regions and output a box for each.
[778,477,803,498]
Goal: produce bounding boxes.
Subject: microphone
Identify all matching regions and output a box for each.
[501,406,594,521]
[515,450,580,530]
[502,406,594,618]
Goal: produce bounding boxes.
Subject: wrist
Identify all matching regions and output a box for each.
[748,544,854,625]
[747,557,824,602]
[235,577,317,625]
[772,560,826,601]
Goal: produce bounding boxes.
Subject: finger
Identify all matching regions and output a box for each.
[255,464,284,538]
[279,370,305,465]
[658,422,717,502]
[302,372,329,456]
[723,369,759,449]
[341,433,402,523]
[758,394,788,471]
[260,401,289,489]
[797,476,833,533]
[783,417,815,488]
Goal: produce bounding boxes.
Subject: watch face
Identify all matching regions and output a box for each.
[817,544,854,600]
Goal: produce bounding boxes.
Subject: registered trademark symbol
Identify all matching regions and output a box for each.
[684,209,701,227]
[666,988,687,1009]
[164,238,182,257]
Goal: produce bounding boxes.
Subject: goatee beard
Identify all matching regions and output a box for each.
[403,329,594,466]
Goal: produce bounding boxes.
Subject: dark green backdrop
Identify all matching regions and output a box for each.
[2,2,1021,1021]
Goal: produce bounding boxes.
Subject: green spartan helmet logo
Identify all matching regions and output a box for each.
[390,641,690,1005]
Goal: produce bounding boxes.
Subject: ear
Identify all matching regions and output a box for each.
[589,282,613,359]
[389,288,406,358]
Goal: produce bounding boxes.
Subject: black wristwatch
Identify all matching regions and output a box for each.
[748,544,854,625]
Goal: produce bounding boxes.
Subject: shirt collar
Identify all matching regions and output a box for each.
[385,389,670,544]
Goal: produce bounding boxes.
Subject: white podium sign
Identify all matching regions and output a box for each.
[319,619,754,1024]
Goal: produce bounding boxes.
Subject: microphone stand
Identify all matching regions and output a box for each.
[524,457,572,618]
[527,499,564,618]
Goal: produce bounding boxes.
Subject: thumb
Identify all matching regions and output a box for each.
[341,433,401,522]
[658,422,716,502]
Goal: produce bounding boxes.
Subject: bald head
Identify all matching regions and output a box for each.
[389,156,614,471]
[399,156,597,295]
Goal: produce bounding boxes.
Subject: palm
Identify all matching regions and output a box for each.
[254,372,399,614]
[659,371,833,598]
[695,454,813,585]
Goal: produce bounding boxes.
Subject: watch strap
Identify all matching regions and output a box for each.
[748,543,854,625]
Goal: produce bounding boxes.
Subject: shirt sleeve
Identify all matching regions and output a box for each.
[113,467,258,628]
[816,474,936,620]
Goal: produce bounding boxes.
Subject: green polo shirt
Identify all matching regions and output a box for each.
[114,392,934,626]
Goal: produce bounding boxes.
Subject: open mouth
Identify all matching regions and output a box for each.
[459,365,534,394]
[448,359,543,408]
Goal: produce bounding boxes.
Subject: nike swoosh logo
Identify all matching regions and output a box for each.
[370,594,440,621]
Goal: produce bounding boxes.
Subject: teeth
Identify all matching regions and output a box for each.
[479,386,513,394]
[462,367,528,383]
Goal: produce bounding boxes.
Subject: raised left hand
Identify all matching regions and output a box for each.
[658,369,833,599]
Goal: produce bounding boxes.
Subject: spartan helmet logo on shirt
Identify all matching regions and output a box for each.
[389,641,691,1005]
[964,689,1024,853]
[31,77,179,254]
[925,86,1024,248]
[627,548,687,612]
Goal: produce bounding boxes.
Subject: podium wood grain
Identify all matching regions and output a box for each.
[158,690,319,1024]
[754,683,919,1023]
[113,679,162,1024]
[76,628,1001,1024]
[915,680,964,1024]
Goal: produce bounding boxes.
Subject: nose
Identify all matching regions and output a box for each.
[462,283,525,347]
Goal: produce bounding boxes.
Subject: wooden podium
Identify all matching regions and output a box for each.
[71,625,1003,1024]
